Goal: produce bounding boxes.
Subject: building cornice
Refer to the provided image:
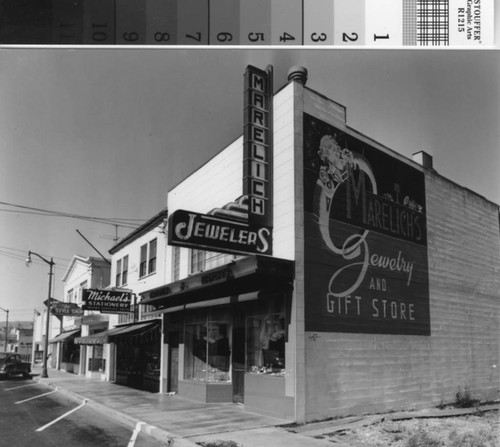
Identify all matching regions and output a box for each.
[109,207,168,254]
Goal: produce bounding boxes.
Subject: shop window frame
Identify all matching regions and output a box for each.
[183,310,232,384]
[172,246,180,281]
[140,238,157,278]
[115,255,129,287]
[78,280,88,305]
[189,249,206,274]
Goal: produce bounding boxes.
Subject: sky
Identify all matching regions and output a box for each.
[0,48,499,322]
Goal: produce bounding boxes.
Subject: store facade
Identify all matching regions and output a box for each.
[143,255,294,413]
[57,255,111,376]
[75,318,161,391]
[142,66,499,423]
[83,208,169,392]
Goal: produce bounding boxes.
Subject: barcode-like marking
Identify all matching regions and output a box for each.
[403,0,418,45]
[416,0,449,46]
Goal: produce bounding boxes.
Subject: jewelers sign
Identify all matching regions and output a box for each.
[303,114,430,335]
[168,210,272,256]
[82,289,132,312]
[168,65,273,257]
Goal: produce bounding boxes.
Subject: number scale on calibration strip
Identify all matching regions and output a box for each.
[0,0,494,47]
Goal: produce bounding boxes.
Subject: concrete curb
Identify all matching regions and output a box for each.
[293,403,500,438]
[35,378,199,447]
[386,403,500,421]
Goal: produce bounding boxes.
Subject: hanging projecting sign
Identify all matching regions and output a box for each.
[168,65,273,256]
[303,113,430,335]
[82,289,132,312]
[168,209,272,255]
[51,302,84,317]
[243,64,273,228]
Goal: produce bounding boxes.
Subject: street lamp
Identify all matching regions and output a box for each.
[31,309,40,369]
[0,307,8,351]
[26,251,55,378]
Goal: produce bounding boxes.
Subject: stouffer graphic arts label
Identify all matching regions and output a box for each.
[448,0,495,46]
[303,114,430,335]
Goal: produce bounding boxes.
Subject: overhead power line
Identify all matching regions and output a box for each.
[0,208,143,228]
[0,250,67,273]
[0,245,71,263]
[0,200,147,229]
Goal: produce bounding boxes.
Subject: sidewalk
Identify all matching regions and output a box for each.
[33,366,498,447]
[33,365,332,447]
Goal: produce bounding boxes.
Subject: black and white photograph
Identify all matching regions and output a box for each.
[1,6,499,446]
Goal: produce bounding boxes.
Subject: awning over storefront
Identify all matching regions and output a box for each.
[74,320,160,345]
[49,329,80,344]
[110,320,160,344]
[141,255,294,311]
[74,326,125,345]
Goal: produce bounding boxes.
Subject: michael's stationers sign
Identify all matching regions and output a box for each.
[169,65,273,256]
[82,289,132,312]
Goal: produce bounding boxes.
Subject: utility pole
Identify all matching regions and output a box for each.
[31,309,40,368]
[26,251,55,378]
[0,307,9,351]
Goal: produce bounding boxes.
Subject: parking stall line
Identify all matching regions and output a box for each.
[15,389,58,404]
[127,421,146,447]
[36,399,88,432]
[5,383,39,391]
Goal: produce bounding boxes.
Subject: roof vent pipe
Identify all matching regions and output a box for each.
[412,151,434,170]
[287,66,308,85]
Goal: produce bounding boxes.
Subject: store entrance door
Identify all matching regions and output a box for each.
[232,313,245,404]
[168,332,179,393]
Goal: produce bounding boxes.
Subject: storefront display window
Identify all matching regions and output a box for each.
[88,345,105,372]
[115,329,161,392]
[62,340,79,364]
[184,309,231,383]
[247,310,286,376]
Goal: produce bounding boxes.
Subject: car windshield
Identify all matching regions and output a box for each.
[0,353,8,360]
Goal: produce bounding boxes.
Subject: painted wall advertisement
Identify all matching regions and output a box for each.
[303,114,430,335]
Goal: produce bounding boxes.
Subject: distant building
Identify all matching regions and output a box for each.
[16,326,33,357]
[51,256,111,376]
[75,209,168,391]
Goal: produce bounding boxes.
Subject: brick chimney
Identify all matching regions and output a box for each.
[412,151,434,170]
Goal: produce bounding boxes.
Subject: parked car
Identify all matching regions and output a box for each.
[0,352,31,379]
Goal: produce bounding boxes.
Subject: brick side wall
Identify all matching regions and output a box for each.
[303,157,500,422]
[425,173,499,402]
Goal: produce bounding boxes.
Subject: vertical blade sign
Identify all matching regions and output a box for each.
[243,65,273,228]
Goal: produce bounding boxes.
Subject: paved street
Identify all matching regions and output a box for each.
[4,367,496,447]
[27,366,334,447]
[0,377,168,447]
